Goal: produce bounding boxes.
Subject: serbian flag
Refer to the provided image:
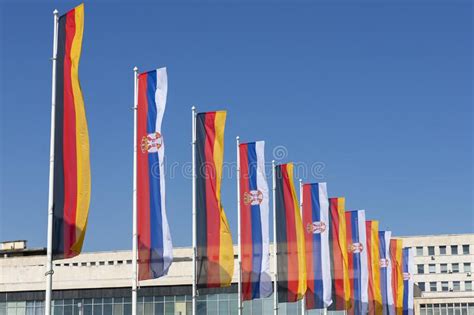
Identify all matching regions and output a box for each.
[196,111,234,288]
[378,231,394,315]
[345,210,369,315]
[328,197,351,311]
[239,141,271,300]
[275,163,307,302]
[52,4,91,259]
[390,239,404,315]
[137,68,173,280]
[302,183,332,309]
[402,248,414,315]
[366,220,382,315]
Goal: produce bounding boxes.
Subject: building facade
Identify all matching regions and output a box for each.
[400,234,474,315]
[1,234,473,315]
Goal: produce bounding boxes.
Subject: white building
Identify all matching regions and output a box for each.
[1,234,473,314]
[399,234,474,315]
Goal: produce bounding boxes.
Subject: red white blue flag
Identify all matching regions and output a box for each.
[402,248,414,315]
[239,141,271,300]
[345,210,369,315]
[302,182,332,309]
[137,68,173,280]
[379,230,394,315]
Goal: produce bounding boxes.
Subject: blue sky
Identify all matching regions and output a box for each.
[0,0,472,252]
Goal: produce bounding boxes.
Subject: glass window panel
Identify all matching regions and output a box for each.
[123,298,131,304]
[83,299,93,305]
[463,245,470,255]
[430,282,437,292]
[429,264,436,273]
[175,296,185,302]
[418,282,426,291]
[418,264,425,274]
[123,304,131,315]
[453,281,461,291]
[186,302,192,315]
[64,305,73,315]
[54,300,64,306]
[428,246,435,256]
[154,303,164,315]
[53,306,64,315]
[137,302,144,315]
[207,295,218,301]
[440,246,447,255]
[441,264,448,273]
[416,247,424,256]
[83,305,92,315]
[442,282,449,291]
[164,296,174,302]
[103,304,112,315]
[113,303,123,315]
[155,297,164,303]
[287,302,298,314]
[144,297,153,303]
[465,281,472,291]
[144,303,153,314]
[229,300,239,315]
[164,301,175,315]
[63,300,73,306]
[103,298,112,304]
[93,304,102,315]
[196,301,206,315]
[453,263,460,273]
[218,300,229,314]
[464,263,471,273]
[113,298,123,304]
[451,246,458,255]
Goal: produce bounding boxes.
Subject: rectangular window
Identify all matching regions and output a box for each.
[418,282,426,291]
[429,264,436,274]
[463,245,470,255]
[416,246,424,256]
[430,282,437,292]
[464,263,471,273]
[451,245,458,255]
[465,281,472,291]
[439,246,447,255]
[452,263,459,273]
[418,264,425,274]
[428,246,435,256]
[453,281,460,291]
[441,282,449,292]
[441,264,448,273]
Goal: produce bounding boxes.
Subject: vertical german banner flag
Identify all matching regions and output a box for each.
[328,197,351,311]
[196,111,234,288]
[275,163,307,302]
[52,3,91,259]
[366,220,383,315]
[390,239,404,315]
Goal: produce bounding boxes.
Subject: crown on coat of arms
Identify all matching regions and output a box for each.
[306,221,327,234]
[141,132,162,153]
[243,190,263,206]
[349,242,364,253]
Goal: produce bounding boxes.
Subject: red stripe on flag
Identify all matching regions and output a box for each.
[345,212,354,299]
[330,198,344,309]
[137,73,151,280]
[303,184,315,308]
[204,112,221,287]
[62,9,78,258]
[239,144,253,300]
[281,164,298,301]
[366,221,375,315]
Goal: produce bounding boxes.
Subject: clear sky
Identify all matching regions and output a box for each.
[0,0,472,252]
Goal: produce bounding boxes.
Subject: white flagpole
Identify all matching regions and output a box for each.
[299,179,305,315]
[45,9,59,315]
[191,106,197,315]
[236,136,243,315]
[272,160,278,315]
[132,67,139,315]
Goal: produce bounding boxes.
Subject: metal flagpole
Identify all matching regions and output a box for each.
[132,67,139,315]
[191,106,197,315]
[299,179,305,315]
[45,9,59,315]
[236,136,243,315]
[272,160,278,315]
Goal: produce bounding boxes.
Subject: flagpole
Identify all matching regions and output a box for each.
[191,106,197,315]
[299,179,305,315]
[45,9,59,315]
[236,136,243,315]
[272,160,278,315]
[132,66,139,315]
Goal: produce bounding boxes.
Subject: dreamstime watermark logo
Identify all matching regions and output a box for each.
[147,145,326,181]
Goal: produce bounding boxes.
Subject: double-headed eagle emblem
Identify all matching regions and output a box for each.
[349,242,364,253]
[306,221,327,234]
[141,132,162,153]
[243,190,263,206]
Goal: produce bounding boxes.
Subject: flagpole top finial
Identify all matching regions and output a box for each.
[53,9,59,15]
[236,136,240,140]
[133,66,138,72]
[191,106,196,111]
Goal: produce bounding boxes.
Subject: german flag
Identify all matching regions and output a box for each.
[275,163,306,302]
[366,220,383,315]
[328,197,351,310]
[196,111,234,288]
[52,4,91,259]
[390,239,404,315]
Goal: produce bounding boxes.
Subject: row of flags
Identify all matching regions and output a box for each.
[47,4,415,315]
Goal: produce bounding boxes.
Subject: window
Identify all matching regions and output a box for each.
[81,262,87,266]
[441,282,449,292]
[451,245,458,255]
[107,261,114,265]
[439,246,447,255]
[416,246,424,256]
[90,262,96,266]
[428,246,435,256]
[418,264,425,274]
[464,263,471,273]
[99,261,105,266]
[453,281,460,291]
[463,245,470,255]
[430,282,437,292]
[465,281,472,291]
[429,264,436,274]
[418,282,426,291]
[452,263,459,273]
[440,264,448,273]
